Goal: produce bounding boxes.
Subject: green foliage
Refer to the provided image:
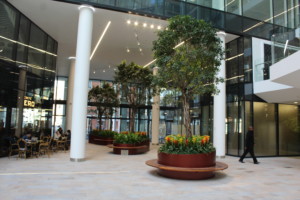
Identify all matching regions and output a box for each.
[114,131,148,145]
[114,61,156,132]
[159,135,215,154]
[152,15,225,137]
[88,83,120,130]
[91,130,118,138]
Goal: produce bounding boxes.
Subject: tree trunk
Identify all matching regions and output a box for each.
[129,107,137,132]
[98,108,103,131]
[182,93,192,137]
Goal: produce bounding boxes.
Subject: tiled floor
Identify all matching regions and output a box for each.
[0,143,300,200]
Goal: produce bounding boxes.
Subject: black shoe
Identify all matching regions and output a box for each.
[239,160,244,163]
[254,162,260,164]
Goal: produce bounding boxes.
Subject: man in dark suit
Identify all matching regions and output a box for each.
[239,126,259,164]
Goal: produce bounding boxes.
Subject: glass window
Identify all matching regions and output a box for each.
[227,101,240,155]
[242,0,273,23]
[279,105,300,155]
[225,0,241,15]
[274,0,287,27]
[27,24,46,77]
[54,77,68,100]
[17,16,30,63]
[0,1,17,60]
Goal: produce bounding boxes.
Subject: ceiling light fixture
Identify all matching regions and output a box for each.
[150,24,154,29]
[126,48,130,53]
[294,102,298,104]
[139,48,142,52]
[90,21,111,60]
[103,69,106,72]
[157,26,161,30]
[127,20,131,24]
[134,21,138,26]
[137,42,140,46]
[143,23,147,27]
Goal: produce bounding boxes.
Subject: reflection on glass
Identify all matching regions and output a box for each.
[254,102,276,156]
[279,105,300,155]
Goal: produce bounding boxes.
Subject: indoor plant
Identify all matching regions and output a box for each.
[146,15,227,179]
[111,131,150,155]
[158,135,215,168]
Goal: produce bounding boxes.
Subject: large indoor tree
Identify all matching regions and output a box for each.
[114,61,154,132]
[152,15,225,138]
[88,83,120,131]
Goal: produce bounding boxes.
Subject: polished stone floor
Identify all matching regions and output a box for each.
[1,143,300,200]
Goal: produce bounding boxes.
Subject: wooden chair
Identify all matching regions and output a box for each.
[17,139,30,159]
[8,140,19,158]
[38,142,50,158]
[56,137,67,152]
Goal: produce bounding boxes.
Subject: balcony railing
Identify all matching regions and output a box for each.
[53,0,293,41]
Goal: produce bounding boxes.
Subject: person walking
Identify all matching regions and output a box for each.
[239,126,259,164]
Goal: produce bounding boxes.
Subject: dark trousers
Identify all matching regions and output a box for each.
[240,146,258,163]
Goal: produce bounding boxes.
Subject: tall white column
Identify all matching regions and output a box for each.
[151,67,160,145]
[213,31,226,158]
[66,57,76,132]
[70,5,94,162]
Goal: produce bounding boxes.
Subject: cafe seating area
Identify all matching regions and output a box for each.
[8,136,70,159]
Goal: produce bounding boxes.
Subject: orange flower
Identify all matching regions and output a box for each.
[165,136,171,143]
[173,139,178,145]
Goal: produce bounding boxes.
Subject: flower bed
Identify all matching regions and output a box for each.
[146,134,226,180]
[111,131,150,155]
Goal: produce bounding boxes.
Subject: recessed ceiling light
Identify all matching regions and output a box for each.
[150,24,154,29]
[109,65,111,68]
[135,33,138,37]
[143,23,147,27]
[126,48,130,53]
[139,48,142,52]
[127,20,131,24]
[134,21,138,26]
[157,26,161,30]
[93,70,96,74]
[137,42,140,46]
[294,102,298,104]
[103,69,105,72]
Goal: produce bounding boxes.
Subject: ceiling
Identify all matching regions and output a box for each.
[8,0,239,80]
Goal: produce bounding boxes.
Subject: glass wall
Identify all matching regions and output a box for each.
[253,102,276,156]
[279,104,300,155]
[0,0,57,156]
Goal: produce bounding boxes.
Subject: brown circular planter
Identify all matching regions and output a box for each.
[158,151,216,168]
[110,143,149,155]
[113,143,136,147]
[89,135,114,145]
[157,169,215,180]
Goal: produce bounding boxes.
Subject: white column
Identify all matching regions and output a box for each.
[70,5,94,162]
[151,67,160,145]
[213,31,226,158]
[66,57,75,132]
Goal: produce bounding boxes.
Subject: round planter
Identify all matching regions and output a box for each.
[110,143,149,155]
[158,151,216,168]
[89,135,114,145]
[113,143,136,147]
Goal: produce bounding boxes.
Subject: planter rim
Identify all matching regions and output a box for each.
[158,151,216,155]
